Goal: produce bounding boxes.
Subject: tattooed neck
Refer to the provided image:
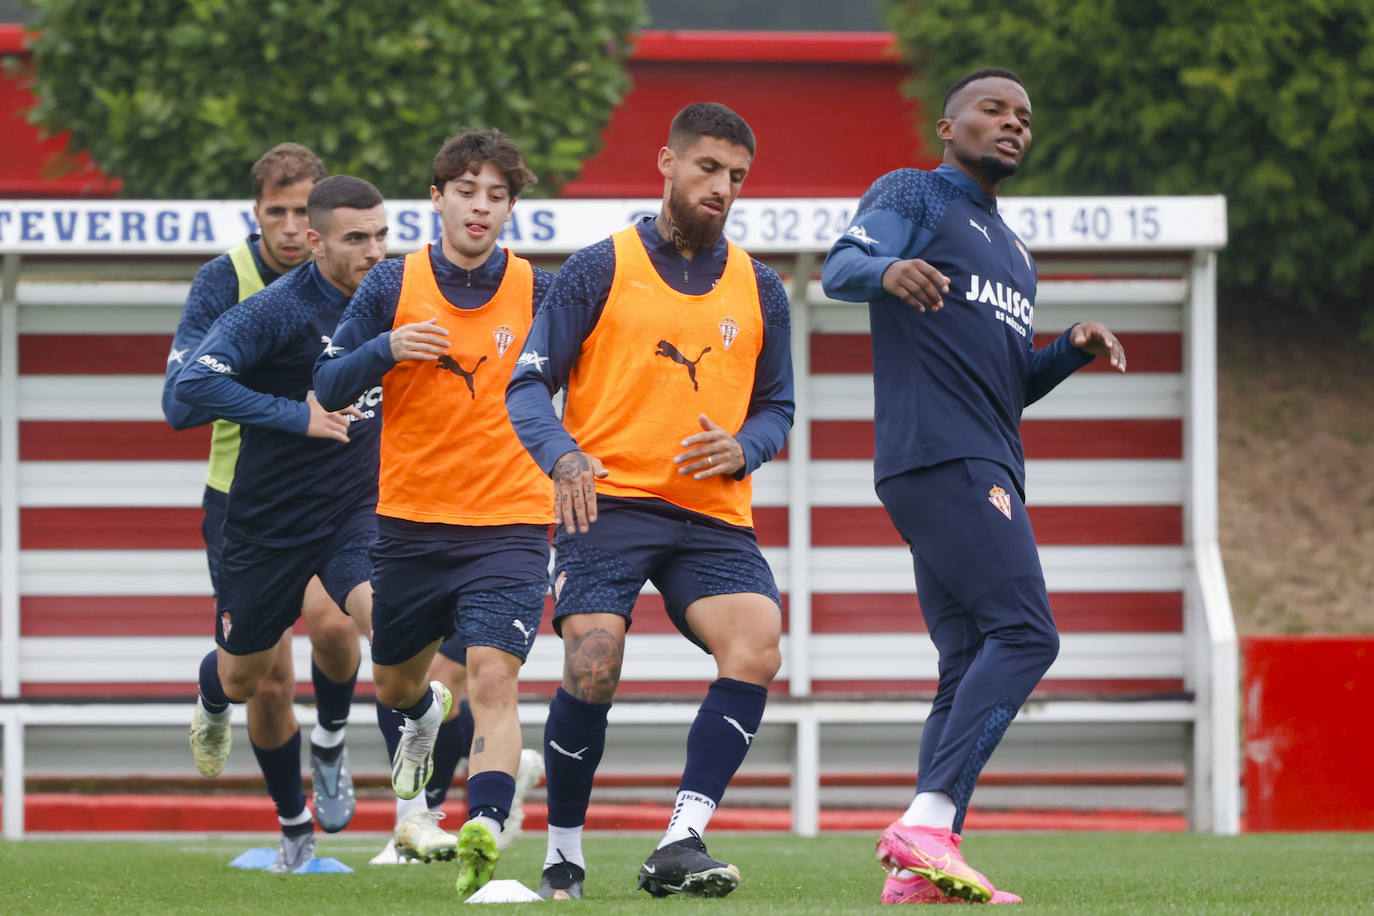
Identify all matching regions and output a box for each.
[655,212,697,261]
[552,450,591,483]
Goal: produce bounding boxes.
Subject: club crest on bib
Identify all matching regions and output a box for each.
[220,611,233,640]
[988,485,1012,519]
[493,325,515,358]
[719,317,739,351]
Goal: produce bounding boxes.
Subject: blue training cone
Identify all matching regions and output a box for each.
[228,847,278,870]
[294,857,353,875]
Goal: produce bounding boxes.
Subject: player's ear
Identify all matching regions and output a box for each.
[657,145,676,179]
[306,227,323,257]
[936,117,954,143]
[430,184,443,210]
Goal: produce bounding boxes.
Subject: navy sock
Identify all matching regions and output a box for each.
[376,701,404,764]
[251,729,307,821]
[198,650,230,713]
[680,677,768,803]
[543,687,610,828]
[311,658,357,732]
[425,698,472,809]
[467,769,515,828]
[399,687,434,720]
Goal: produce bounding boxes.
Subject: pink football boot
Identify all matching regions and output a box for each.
[875,821,992,903]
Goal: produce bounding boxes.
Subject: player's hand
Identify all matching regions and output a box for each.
[552,449,608,534]
[1071,321,1127,373]
[389,318,450,362]
[305,395,363,441]
[675,413,744,480]
[881,258,949,313]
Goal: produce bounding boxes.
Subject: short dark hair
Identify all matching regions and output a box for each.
[250,142,326,200]
[942,68,1025,117]
[306,175,384,230]
[432,128,536,197]
[667,102,756,157]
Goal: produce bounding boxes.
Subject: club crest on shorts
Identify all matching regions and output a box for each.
[987,485,1012,519]
[554,570,567,601]
[220,611,233,640]
[719,317,739,351]
[493,325,515,358]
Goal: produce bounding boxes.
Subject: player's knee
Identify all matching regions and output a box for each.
[372,669,423,710]
[252,667,294,708]
[220,668,262,703]
[722,642,781,686]
[466,665,518,712]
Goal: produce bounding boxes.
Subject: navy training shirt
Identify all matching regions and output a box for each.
[821,163,1092,495]
[161,235,280,430]
[172,261,381,546]
[506,215,794,480]
[312,245,554,410]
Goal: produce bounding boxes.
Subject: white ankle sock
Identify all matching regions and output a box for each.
[279,808,313,828]
[544,824,585,870]
[310,722,345,748]
[900,791,956,830]
[198,696,230,724]
[658,790,716,848]
[395,793,429,825]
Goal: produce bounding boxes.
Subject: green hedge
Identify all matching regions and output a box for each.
[882,0,1374,330]
[19,0,644,198]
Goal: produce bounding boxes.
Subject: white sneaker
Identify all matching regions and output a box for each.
[189,698,231,778]
[391,681,453,800]
[498,748,545,850]
[393,809,458,863]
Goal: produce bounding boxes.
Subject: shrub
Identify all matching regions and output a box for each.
[20,0,644,198]
[882,0,1374,331]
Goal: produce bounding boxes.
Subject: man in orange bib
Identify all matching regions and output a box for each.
[507,103,794,900]
[313,129,553,897]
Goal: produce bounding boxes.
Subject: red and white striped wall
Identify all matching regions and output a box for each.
[0,196,1237,833]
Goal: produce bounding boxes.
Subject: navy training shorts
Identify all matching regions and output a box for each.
[551,497,781,653]
[214,507,375,656]
[370,521,550,667]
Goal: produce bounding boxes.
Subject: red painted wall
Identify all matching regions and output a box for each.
[1243,635,1374,831]
[0,26,931,199]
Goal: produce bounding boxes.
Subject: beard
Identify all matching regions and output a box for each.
[978,154,1020,182]
[666,186,728,249]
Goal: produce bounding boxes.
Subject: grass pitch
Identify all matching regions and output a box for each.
[2,830,1371,913]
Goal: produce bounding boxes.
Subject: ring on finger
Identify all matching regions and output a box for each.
[707,455,713,467]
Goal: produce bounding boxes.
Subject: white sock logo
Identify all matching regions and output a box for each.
[549,740,589,760]
[722,715,755,746]
[512,619,533,642]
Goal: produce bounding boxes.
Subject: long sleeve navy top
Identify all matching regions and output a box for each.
[822,164,1093,495]
[161,235,280,430]
[172,261,380,545]
[506,216,794,480]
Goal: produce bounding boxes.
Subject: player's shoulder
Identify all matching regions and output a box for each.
[747,257,791,330]
[216,264,317,341]
[187,252,239,302]
[548,237,616,296]
[863,167,941,210]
